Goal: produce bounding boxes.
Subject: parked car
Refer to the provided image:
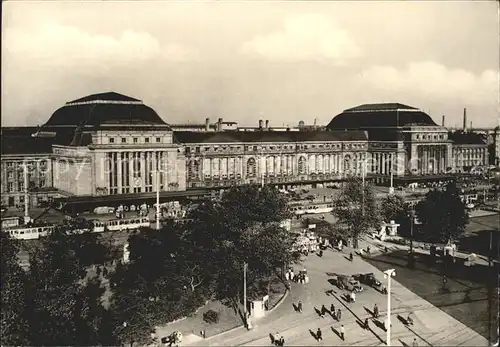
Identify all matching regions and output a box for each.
[333,275,364,292]
[354,273,382,288]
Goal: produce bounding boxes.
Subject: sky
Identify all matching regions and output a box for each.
[2,1,499,128]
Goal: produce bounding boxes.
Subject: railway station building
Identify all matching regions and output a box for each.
[0,92,489,209]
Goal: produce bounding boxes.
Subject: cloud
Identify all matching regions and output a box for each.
[361,61,498,106]
[240,14,362,63]
[3,23,194,68]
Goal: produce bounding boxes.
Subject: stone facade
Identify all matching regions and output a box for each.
[0,97,492,208]
[402,125,452,175]
[52,127,185,196]
[1,154,56,208]
[451,145,489,173]
[184,140,368,189]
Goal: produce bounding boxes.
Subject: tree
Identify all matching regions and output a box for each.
[1,233,31,346]
[331,177,379,248]
[415,181,469,244]
[302,218,346,244]
[380,194,411,236]
[25,226,110,346]
[108,221,210,345]
[184,184,298,304]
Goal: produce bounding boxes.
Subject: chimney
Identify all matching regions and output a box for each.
[218,118,223,131]
[441,115,445,127]
[205,118,210,131]
[265,120,269,129]
[470,121,472,131]
[463,108,467,131]
[259,119,263,129]
[314,118,317,130]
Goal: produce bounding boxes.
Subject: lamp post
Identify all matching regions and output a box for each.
[243,262,248,325]
[383,269,396,346]
[407,210,416,267]
[409,210,415,254]
[156,171,160,230]
[389,152,395,194]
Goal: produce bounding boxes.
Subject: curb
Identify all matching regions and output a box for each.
[158,300,210,328]
[268,288,290,314]
[202,288,290,342]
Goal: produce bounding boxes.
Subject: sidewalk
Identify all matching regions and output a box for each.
[183,248,488,346]
[358,236,495,267]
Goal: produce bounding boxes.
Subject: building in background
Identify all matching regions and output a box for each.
[327,103,488,183]
[175,130,368,189]
[0,93,491,208]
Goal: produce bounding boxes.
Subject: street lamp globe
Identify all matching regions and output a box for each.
[383,269,396,278]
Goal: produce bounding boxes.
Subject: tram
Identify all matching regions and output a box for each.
[3,216,150,240]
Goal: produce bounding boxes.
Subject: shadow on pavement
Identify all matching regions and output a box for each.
[372,319,386,332]
[331,326,341,339]
[269,333,275,344]
[356,319,366,330]
[309,329,317,341]
[313,307,323,318]
[397,314,410,326]
[364,306,374,317]
[399,338,410,347]
[331,293,385,344]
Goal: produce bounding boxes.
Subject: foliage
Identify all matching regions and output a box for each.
[108,222,209,345]
[380,194,405,223]
[107,184,297,341]
[379,194,412,236]
[302,218,346,242]
[415,181,469,244]
[184,184,298,302]
[1,233,30,346]
[203,310,220,324]
[331,177,380,248]
[1,224,114,346]
[25,226,111,346]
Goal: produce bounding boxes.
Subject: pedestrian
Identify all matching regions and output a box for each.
[364,318,369,330]
[297,300,303,313]
[316,328,322,341]
[384,318,391,331]
[412,338,418,347]
[349,252,353,261]
[340,325,345,340]
[330,304,335,315]
[279,336,285,346]
[290,270,295,282]
[321,304,327,317]
[337,308,342,320]
[285,271,290,281]
[373,304,379,318]
[350,291,356,303]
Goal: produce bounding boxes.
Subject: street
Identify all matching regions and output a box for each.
[185,246,488,346]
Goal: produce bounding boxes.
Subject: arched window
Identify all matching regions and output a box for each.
[247,158,256,177]
[192,160,200,179]
[343,154,351,173]
[298,156,307,174]
[187,161,194,179]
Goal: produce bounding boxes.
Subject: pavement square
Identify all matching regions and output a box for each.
[184,246,489,346]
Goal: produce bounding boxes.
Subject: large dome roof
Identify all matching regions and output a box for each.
[44,92,168,127]
[327,103,438,129]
